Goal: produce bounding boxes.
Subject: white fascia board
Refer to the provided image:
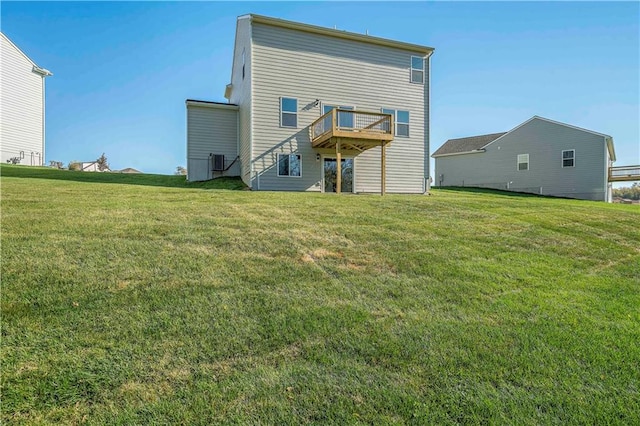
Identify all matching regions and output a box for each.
[532,115,613,139]
[186,100,239,110]
[431,149,486,158]
[605,136,616,162]
[1,32,52,76]
[481,115,614,152]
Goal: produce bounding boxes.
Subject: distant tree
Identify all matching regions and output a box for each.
[175,166,187,176]
[613,183,640,200]
[49,160,64,169]
[6,157,21,164]
[96,153,109,171]
[68,161,81,171]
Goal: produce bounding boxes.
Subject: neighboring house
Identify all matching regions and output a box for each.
[186,14,434,193]
[432,116,617,202]
[80,161,110,172]
[0,32,52,165]
[117,167,142,174]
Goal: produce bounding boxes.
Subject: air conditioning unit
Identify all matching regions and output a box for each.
[212,154,225,171]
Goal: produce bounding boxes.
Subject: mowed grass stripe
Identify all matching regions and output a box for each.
[1,164,639,424]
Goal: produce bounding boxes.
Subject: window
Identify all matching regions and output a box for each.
[242,48,246,80]
[411,56,424,84]
[517,154,529,171]
[382,108,410,137]
[280,97,297,128]
[562,149,575,167]
[277,153,301,177]
[323,104,354,128]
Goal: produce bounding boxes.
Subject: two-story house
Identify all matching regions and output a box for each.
[1,32,52,166]
[186,14,434,194]
[432,116,617,202]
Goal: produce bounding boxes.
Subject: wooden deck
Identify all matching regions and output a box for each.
[310,109,394,151]
[310,109,394,195]
[609,165,640,182]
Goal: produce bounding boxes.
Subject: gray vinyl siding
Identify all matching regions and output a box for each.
[187,105,238,182]
[0,34,46,165]
[250,22,427,192]
[435,118,608,201]
[229,17,253,187]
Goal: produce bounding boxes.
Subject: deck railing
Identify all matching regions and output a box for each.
[609,165,640,182]
[310,109,394,141]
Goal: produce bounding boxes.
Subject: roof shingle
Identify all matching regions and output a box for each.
[432,132,506,157]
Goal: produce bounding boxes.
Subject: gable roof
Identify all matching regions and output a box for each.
[432,116,616,161]
[242,14,434,55]
[432,132,506,157]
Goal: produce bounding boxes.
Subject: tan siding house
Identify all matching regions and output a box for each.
[1,32,52,166]
[186,14,434,193]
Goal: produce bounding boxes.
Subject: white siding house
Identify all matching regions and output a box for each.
[0,32,52,166]
[186,14,434,193]
[432,116,617,202]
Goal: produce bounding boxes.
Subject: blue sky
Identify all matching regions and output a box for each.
[2,1,638,175]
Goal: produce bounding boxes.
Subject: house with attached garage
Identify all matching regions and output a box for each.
[432,116,618,202]
[186,14,434,194]
[1,32,52,166]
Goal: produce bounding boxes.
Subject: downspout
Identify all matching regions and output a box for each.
[37,68,52,166]
[424,50,434,194]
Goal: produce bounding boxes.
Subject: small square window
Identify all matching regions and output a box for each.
[277,153,301,177]
[411,56,424,84]
[517,154,529,171]
[562,150,575,167]
[280,97,297,128]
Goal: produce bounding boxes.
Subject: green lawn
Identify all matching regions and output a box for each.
[2,164,639,424]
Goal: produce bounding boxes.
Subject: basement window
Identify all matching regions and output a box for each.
[562,149,575,167]
[517,154,529,171]
[411,56,424,84]
[280,97,298,128]
[277,153,301,177]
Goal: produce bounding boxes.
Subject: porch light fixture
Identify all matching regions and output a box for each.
[316,153,321,161]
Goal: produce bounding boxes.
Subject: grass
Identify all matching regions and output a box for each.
[2,164,639,424]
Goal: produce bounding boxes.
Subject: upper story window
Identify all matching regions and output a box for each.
[382,108,410,137]
[517,154,529,171]
[277,153,301,177]
[411,56,424,84]
[562,149,575,167]
[242,48,246,80]
[280,97,297,128]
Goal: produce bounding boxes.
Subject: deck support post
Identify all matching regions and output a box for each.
[381,141,386,196]
[336,139,342,194]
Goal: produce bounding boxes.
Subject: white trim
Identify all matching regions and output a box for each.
[280,96,298,128]
[410,55,424,84]
[276,153,302,178]
[561,149,575,168]
[321,154,356,193]
[186,100,239,110]
[432,149,486,158]
[605,136,616,162]
[1,32,52,75]
[382,108,410,137]
[517,153,529,171]
[482,116,613,151]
